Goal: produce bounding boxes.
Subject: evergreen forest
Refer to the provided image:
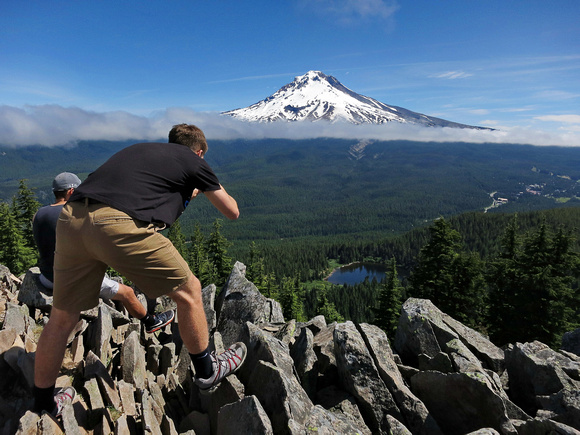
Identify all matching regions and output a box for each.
[1,138,579,350]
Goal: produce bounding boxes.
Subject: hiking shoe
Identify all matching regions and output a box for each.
[146,310,175,333]
[54,386,76,417]
[194,342,247,390]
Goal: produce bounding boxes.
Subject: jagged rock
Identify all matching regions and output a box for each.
[82,300,130,327]
[87,304,113,362]
[16,410,41,434]
[17,267,53,310]
[59,398,82,435]
[312,322,339,388]
[334,321,402,434]
[315,385,371,434]
[217,395,273,435]
[141,389,164,435]
[38,412,65,434]
[466,429,501,435]
[386,415,413,435]
[85,351,121,410]
[179,409,210,434]
[0,328,17,354]
[215,262,284,346]
[121,330,147,389]
[300,315,327,336]
[146,343,163,375]
[246,360,313,435]
[513,417,580,434]
[239,321,296,384]
[202,284,217,332]
[505,340,580,425]
[274,318,297,345]
[358,322,443,435]
[536,389,580,429]
[418,351,454,372]
[117,380,137,416]
[2,302,33,336]
[303,404,372,434]
[563,328,580,357]
[395,298,504,372]
[199,374,244,432]
[411,370,518,435]
[290,326,318,399]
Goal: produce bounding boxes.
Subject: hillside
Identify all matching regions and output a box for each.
[2,138,580,245]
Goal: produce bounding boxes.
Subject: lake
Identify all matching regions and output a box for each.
[326,262,388,286]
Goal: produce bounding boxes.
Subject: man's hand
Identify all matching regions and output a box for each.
[191,188,201,199]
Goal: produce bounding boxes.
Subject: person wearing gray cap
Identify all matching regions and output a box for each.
[33,173,175,329]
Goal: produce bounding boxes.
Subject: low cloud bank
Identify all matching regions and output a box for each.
[1,104,579,147]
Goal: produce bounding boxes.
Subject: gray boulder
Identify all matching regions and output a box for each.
[505,340,580,424]
[395,298,504,373]
[359,322,443,435]
[334,321,402,434]
[17,268,53,310]
[411,371,518,435]
[216,262,284,347]
[562,328,580,357]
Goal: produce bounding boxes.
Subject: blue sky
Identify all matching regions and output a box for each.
[1,0,579,146]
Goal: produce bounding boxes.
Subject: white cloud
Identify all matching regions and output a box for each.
[1,104,580,148]
[535,114,580,124]
[431,71,473,79]
[304,0,399,23]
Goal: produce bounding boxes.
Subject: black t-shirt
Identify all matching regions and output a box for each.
[32,204,64,281]
[69,142,221,225]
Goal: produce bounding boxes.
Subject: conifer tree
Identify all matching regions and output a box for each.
[373,257,403,338]
[14,179,41,250]
[188,223,216,287]
[0,202,36,274]
[487,216,580,348]
[247,241,266,292]
[206,219,233,287]
[167,219,188,263]
[316,286,344,323]
[409,217,486,327]
[279,275,306,321]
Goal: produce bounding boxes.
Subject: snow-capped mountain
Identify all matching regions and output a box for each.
[223,70,490,129]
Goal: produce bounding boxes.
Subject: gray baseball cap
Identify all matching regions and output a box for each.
[52,172,81,191]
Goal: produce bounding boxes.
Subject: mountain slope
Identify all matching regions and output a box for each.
[222,71,490,129]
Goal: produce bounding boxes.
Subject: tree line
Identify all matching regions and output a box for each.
[2,180,579,349]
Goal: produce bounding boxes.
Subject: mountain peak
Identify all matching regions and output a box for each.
[222,71,491,130]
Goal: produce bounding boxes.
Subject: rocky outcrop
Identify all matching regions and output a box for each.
[1,264,580,434]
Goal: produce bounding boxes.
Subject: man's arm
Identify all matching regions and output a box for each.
[199,185,239,220]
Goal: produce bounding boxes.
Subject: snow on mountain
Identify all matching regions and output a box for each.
[222,70,491,130]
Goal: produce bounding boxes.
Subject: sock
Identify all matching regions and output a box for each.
[33,385,56,413]
[190,348,213,379]
[140,313,156,328]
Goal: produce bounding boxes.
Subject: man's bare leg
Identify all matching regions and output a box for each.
[168,274,209,354]
[111,283,147,319]
[35,307,80,388]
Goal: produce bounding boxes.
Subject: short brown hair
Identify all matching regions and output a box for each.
[168,124,208,154]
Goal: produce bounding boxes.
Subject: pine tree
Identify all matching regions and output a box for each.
[409,217,486,327]
[188,223,215,287]
[14,179,41,250]
[0,202,36,274]
[316,286,344,323]
[279,275,306,321]
[247,241,267,292]
[206,219,233,287]
[373,257,403,337]
[487,216,580,348]
[167,219,188,263]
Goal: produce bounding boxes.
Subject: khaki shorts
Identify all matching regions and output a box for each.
[53,200,191,312]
